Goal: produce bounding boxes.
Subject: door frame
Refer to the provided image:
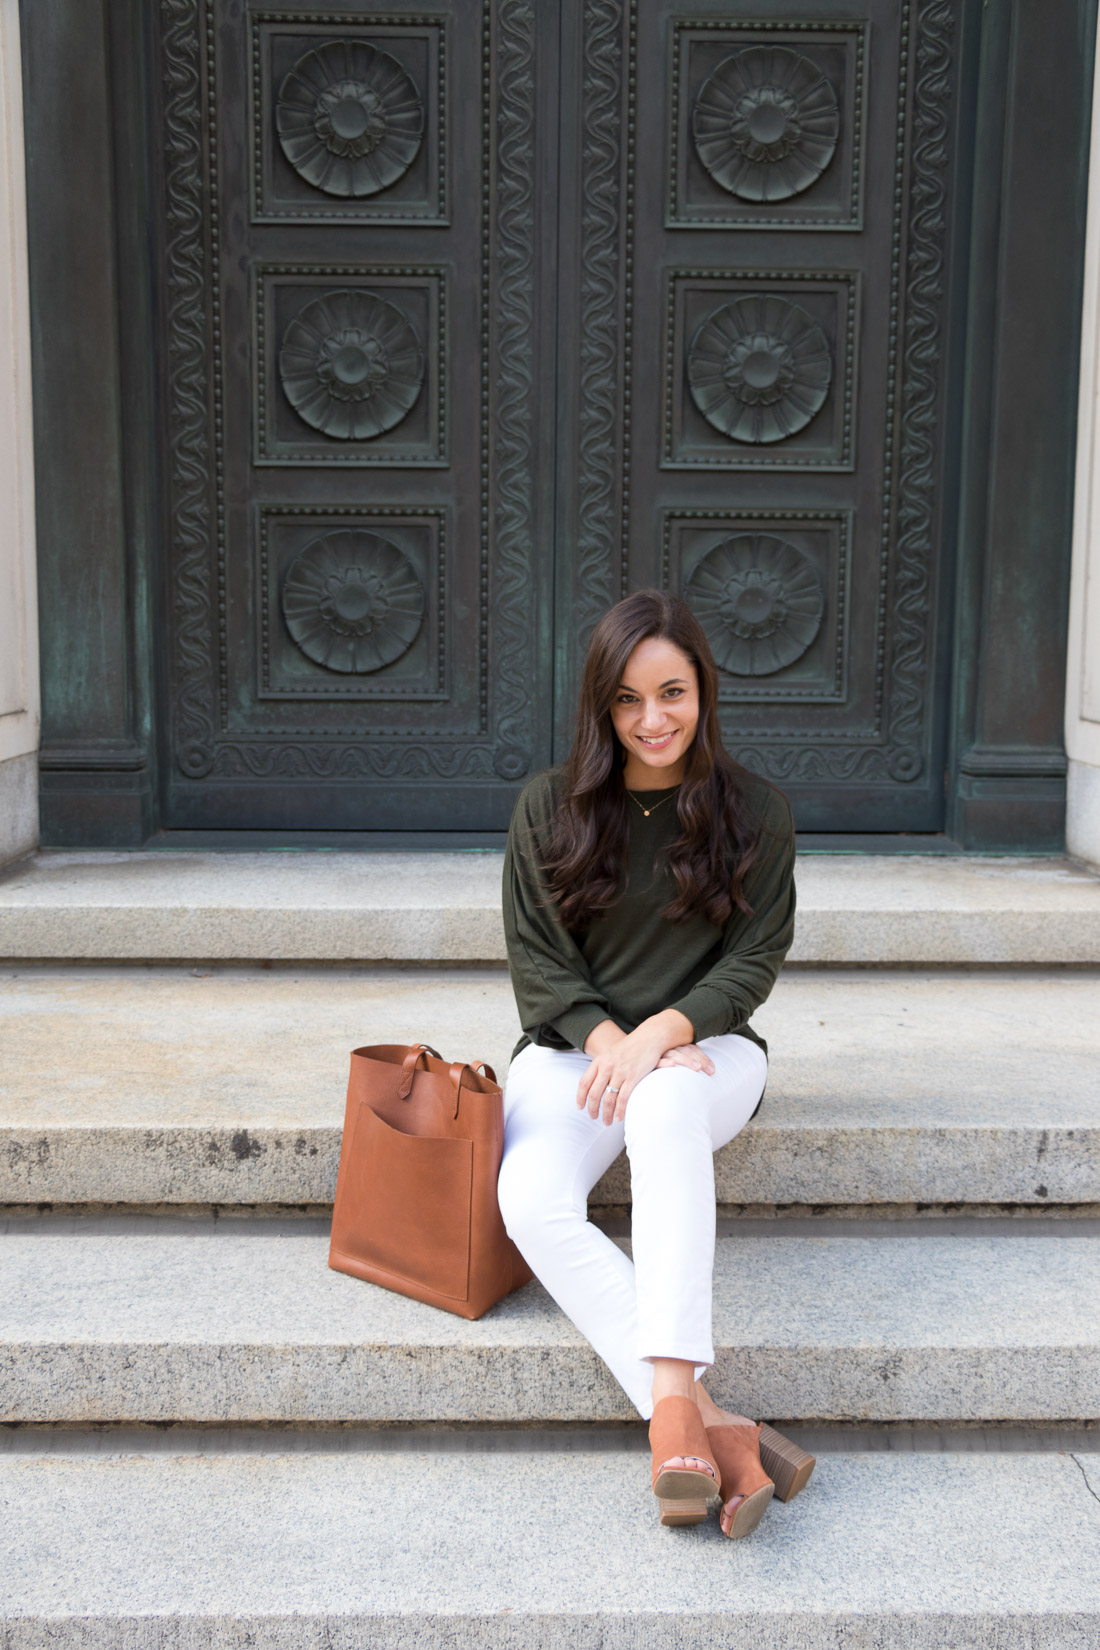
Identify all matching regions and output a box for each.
[20,0,1096,850]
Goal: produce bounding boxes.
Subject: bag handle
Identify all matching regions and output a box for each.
[447,1058,498,1120]
[397,1043,442,1100]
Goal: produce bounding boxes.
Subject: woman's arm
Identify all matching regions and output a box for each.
[502,776,627,1052]
[665,789,797,1043]
[577,788,795,1125]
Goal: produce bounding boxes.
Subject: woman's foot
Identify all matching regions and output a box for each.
[696,1383,769,1537]
[649,1395,720,1524]
[648,1361,720,1489]
[653,1391,752,1485]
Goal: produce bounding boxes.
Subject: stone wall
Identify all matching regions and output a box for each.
[0,0,38,867]
[1068,19,1100,871]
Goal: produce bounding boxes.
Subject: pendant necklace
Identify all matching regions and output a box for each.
[625,786,678,820]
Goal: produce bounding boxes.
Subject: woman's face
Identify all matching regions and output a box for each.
[610,635,700,788]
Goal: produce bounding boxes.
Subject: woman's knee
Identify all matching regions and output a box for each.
[497,1147,576,1247]
[622,1072,711,1153]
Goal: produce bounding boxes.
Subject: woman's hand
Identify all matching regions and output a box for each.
[656,1043,716,1075]
[577,1009,697,1126]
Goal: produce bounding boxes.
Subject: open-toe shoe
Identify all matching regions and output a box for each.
[705,1421,774,1540]
[649,1395,720,1527]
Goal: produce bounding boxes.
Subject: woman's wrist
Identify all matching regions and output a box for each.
[583,1018,628,1056]
[638,1008,695,1052]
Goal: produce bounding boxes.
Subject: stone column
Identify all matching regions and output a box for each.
[0,0,38,867]
[1068,21,1100,871]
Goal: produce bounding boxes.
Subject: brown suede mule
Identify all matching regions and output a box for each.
[648,1395,721,1527]
[704,1421,774,1540]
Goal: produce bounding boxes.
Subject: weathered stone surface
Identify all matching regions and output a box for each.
[2,966,1098,1206]
[1,1447,1099,1648]
[2,1223,1099,1422]
[1,850,1097,962]
[0,752,37,871]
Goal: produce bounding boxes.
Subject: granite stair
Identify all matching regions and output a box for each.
[3,1216,1100,1424]
[1,849,1099,1645]
[2,1435,1099,1649]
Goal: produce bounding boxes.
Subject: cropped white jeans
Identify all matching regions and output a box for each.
[497,1034,767,1419]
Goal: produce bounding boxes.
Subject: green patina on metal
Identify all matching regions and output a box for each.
[19,0,1093,848]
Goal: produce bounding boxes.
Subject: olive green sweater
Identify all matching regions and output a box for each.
[502,766,796,1065]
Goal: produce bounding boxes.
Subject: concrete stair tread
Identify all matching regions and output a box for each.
[2,1445,1099,1645]
[2,966,1098,1205]
[2,850,1098,961]
[4,1223,1099,1420]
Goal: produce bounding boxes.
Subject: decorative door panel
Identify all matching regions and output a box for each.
[158,0,967,834]
[555,0,965,832]
[158,1,556,829]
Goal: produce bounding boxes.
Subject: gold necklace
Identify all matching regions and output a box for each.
[625,786,679,820]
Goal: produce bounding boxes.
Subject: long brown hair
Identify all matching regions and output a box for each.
[542,589,778,931]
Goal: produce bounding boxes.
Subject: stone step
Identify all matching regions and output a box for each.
[2,965,1097,1208]
[4,1218,1099,1423]
[2,1439,1099,1646]
[1,850,1098,963]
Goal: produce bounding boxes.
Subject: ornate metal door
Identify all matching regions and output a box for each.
[158,0,966,832]
[555,0,965,832]
[159,1,558,829]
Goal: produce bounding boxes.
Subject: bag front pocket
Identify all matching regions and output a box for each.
[332,1103,473,1301]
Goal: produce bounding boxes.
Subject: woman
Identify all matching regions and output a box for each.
[498,589,813,1539]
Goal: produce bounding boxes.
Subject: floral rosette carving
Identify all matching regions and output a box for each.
[279,290,424,441]
[687,296,832,444]
[686,534,824,676]
[276,40,424,198]
[691,46,839,202]
[282,530,425,673]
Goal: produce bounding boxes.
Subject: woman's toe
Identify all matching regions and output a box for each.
[656,1454,718,1488]
[720,1494,744,1534]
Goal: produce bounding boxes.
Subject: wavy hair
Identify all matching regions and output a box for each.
[542,589,781,931]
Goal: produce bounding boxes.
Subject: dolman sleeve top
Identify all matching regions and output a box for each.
[502,765,796,1065]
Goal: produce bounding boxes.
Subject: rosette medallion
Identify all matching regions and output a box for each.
[276,41,424,197]
[691,46,839,202]
[282,530,425,674]
[279,290,424,441]
[685,534,824,676]
[687,296,832,444]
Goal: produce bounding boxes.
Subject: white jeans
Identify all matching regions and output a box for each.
[497,1035,767,1419]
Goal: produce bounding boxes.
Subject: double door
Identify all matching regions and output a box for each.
[158,0,968,831]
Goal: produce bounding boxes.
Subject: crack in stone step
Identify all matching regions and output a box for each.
[3,1422,1099,1457]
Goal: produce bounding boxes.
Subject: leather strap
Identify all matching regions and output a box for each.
[397,1043,441,1100]
[447,1059,497,1120]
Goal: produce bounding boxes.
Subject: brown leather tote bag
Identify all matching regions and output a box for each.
[328,1043,532,1319]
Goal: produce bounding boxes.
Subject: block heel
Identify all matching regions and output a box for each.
[657,1496,711,1528]
[758,1423,816,1503]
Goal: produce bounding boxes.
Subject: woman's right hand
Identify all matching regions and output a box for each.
[577,1009,697,1125]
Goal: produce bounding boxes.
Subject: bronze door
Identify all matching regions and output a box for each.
[158,1,969,832]
[553,0,967,831]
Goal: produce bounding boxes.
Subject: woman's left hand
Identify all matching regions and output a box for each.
[656,1043,716,1075]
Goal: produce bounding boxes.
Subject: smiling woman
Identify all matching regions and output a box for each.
[610,637,700,788]
[497,589,814,1541]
